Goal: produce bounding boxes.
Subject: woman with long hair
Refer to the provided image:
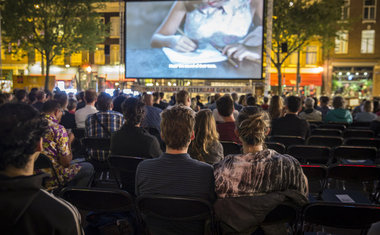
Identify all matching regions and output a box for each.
[188,109,223,164]
[268,95,284,120]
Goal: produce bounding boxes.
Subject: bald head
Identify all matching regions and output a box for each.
[144,94,154,106]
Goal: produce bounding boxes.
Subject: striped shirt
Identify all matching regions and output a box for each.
[85,111,124,161]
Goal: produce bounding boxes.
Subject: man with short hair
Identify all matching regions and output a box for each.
[85,92,124,161]
[14,89,28,103]
[316,96,330,118]
[215,95,241,143]
[231,92,242,111]
[153,91,166,110]
[176,90,191,107]
[75,89,98,129]
[135,106,215,234]
[271,96,310,138]
[0,103,83,234]
[142,94,162,132]
[32,90,46,111]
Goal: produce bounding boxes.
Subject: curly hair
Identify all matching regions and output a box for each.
[0,103,48,170]
[237,111,270,146]
[122,97,145,127]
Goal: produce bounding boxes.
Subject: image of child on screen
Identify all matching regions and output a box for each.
[150,0,263,62]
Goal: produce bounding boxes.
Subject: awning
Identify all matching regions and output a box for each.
[270,73,322,86]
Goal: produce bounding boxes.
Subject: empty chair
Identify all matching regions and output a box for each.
[350,122,371,129]
[269,136,305,148]
[301,165,328,198]
[220,141,242,155]
[265,142,286,154]
[287,145,331,164]
[333,146,377,163]
[300,202,380,234]
[108,155,144,195]
[136,195,217,235]
[34,153,63,189]
[311,128,342,137]
[344,137,380,149]
[307,136,344,148]
[343,129,375,138]
[319,123,346,131]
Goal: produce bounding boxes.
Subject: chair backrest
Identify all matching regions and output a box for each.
[34,153,63,187]
[333,146,377,162]
[350,122,371,129]
[287,145,331,164]
[344,137,380,149]
[311,128,342,137]
[60,187,134,212]
[301,202,380,230]
[261,204,298,225]
[82,137,111,151]
[319,124,346,131]
[72,128,85,139]
[301,165,328,196]
[269,136,305,148]
[327,164,380,182]
[220,141,242,155]
[343,129,375,138]
[108,155,144,195]
[265,142,286,154]
[307,136,344,148]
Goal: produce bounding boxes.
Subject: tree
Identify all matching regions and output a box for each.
[271,0,346,95]
[1,0,107,90]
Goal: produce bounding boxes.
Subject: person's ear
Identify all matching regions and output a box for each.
[110,103,114,110]
[190,131,195,141]
[36,138,43,152]
[265,127,271,136]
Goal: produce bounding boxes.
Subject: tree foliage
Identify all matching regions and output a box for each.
[271,0,347,94]
[1,0,107,90]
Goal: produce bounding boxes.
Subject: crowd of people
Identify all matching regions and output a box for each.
[1,87,380,234]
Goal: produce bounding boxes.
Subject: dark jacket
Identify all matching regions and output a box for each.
[110,125,162,158]
[60,110,76,130]
[0,173,83,235]
[271,114,310,139]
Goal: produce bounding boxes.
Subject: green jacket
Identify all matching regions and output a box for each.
[323,108,353,124]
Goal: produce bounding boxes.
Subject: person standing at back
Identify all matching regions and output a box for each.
[271,96,310,139]
[75,89,98,129]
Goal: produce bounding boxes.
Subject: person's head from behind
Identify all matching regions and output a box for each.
[320,96,329,107]
[236,106,262,127]
[159,92,165,100]
[238,95,246,105]
[285,96,301,114]
[143,94,154,106]
[97,92,113,112]
[53,91,68,109]
[76,91,85,102]
[216,94,234,117]
[0,103,48,175]
[231,93,238,103]
[246,96,256,106]
[332,96,345,109]
[161,106,195,151]
[263,96,269,104]
[236,111,270,148]
[268,95,283,118]
[84,89,97,105]
[36,90,46,102]
[15,89,28,103]
[153,92,160,104]
[113,95,127,113]
[122,97,145,127]
[363,100,373,113]
[67,99,77,112]
[42,100,63,122]
[304,97,315,110]
[176,90,190,106]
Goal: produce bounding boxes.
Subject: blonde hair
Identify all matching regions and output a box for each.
[189,110,219,161]
[268,95,283,120]
[237,112,270,146]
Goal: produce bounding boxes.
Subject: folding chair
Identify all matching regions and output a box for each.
[333,146,377,164]
[344,137,380,149]
[269,135,305,148]
[300,202,380,234]
[307,136,344,148]
[350,122,371,129]
[287,145,331,165]
[265,142,286,154]
[261,204,299,233]
[311,128,342,137]
[108,155,144,196]
[343,129,375,138]
[220,141,242,156]
[319,123,347,131]
[136,195,218,235]
[34,153,63,189]
[301,165,328,199]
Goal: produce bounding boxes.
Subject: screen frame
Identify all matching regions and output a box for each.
[124,0,265,80]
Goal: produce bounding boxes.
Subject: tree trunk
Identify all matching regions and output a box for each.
[296,47,301,95]
[276,64,282,95]
[44,52,50,91]
[41,52,45,76]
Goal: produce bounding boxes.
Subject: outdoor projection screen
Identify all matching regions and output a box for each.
[125,0,264,79]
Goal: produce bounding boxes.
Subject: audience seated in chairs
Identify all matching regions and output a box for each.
[315,96,330,119]
[323,96,353,124]
[75,89,98,129]
[0,103,83,235]
[85,92,123,161]
[188,109,224,164]
[110,97,162,158]
[271,96,310,139]
[215,94,241,143]
[141,93,162,133]
[299,97,322,122]
[135,105,216,234]
[41,100,94,188]
[354,100,377,122]
[214,111,308,234]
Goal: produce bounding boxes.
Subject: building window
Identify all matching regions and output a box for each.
[53,50,65,65]
[110,17,120,38]
[94,44,105,65]
[305,46,317,65]
[341,0,350,20]
[335,31,349,54]
[70,52,82,66]
[110,44,120,64]
[361,30,375,53]
[363,0,376,21]
[288,51,298,65]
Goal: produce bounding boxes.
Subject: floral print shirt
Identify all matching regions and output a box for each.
[41,114,81,188]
